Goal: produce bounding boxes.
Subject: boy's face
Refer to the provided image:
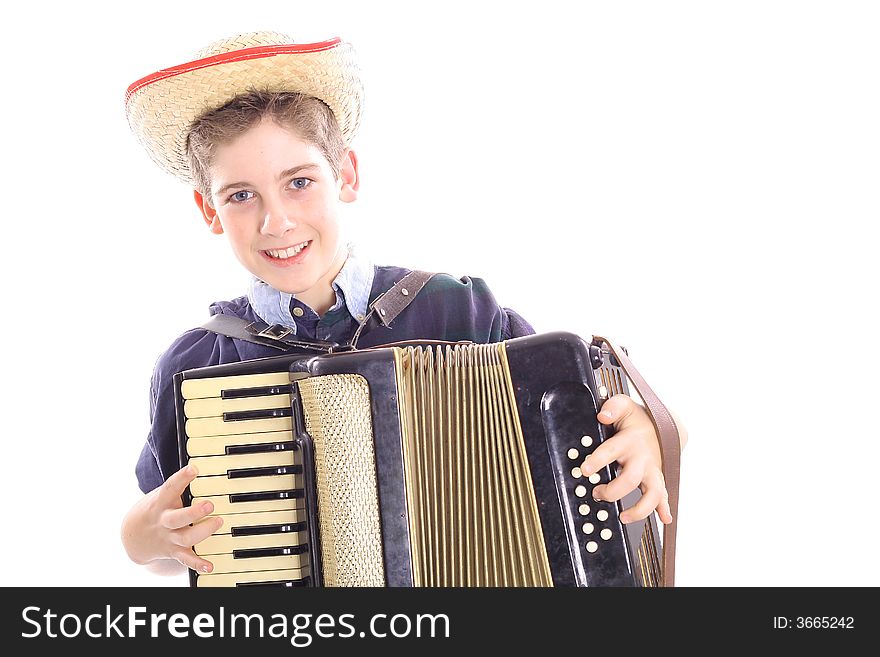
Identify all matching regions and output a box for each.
[194,119,357,305]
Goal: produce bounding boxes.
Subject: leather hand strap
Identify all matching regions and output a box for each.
[593,335,681,587]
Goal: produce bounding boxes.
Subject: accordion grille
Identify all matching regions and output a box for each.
[298,374,386,586]
[398,343,553,587]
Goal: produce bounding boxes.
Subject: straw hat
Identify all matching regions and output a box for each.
[125,31,363,186]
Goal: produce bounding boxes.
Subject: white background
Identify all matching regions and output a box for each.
[1,0,877,587]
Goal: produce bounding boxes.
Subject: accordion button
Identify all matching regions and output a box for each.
[600,529,613,541]
[574,485,587,498]
[596,510,609,522]
[570,467,582,479]
[582,523,594,535]
[578,504,591,516]
[588,473,601,484]
[586,541,599,553]
[567,448,579,460]
[581,435,593,448]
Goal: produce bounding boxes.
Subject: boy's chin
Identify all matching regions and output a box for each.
[250,265,310,291]
[267,279,313,295]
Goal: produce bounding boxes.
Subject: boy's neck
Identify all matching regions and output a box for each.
[294,248,348,317]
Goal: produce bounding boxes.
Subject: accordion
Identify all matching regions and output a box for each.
[174,331,680,588]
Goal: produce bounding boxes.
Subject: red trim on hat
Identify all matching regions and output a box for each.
[125,37,344,105]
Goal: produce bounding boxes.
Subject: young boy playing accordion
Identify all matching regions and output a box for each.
[120,31,687,578]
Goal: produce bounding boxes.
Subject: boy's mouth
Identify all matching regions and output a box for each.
[262,240,312,262]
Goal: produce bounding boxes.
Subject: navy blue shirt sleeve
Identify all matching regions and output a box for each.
[137,328,244,493]
[501,307,536,340]
[459,276,534,340]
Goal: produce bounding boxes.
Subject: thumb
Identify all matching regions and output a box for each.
[161,463,199,502]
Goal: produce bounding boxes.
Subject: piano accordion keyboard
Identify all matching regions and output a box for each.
[180,371,310,587]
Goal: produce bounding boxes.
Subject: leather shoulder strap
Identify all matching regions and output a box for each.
[202,270,437,353]
[200,314,339,353]
[370,270,436,326]
[349,270,436,348]
[593,334,681,587]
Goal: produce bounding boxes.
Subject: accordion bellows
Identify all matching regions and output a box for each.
[176,332,664,588]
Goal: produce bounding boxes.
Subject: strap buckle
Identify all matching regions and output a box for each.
[245,321,339,353]
[251,323,294,340]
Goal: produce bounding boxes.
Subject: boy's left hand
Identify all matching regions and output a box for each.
[580,394,673,525]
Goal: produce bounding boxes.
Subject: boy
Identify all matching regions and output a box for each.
[121,31,685,577]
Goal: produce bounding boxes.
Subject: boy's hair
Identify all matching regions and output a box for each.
[186,89,346,201]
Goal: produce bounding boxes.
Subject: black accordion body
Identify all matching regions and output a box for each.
[174,332,668,588]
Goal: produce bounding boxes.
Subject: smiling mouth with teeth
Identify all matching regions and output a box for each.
[264,240,311,260]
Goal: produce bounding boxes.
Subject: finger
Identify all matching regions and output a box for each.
[162,499,216,531]
[591,462,642,504]
[581,431,634,476]
[174,516,224,550]
[654,475,673,525]
[170,546,217,575]
[618,484,662,523]
[597,394,639,426]
[622,470,672,524]
[645,469,672,525]
[161,464,200,501]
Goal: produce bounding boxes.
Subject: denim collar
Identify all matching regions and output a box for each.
[247,247,374,332]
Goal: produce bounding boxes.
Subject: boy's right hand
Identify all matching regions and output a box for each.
[121,464,223,573]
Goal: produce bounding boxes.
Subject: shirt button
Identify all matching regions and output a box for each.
[292,307,304,317]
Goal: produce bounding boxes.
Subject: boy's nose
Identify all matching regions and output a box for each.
[260,200,298,236]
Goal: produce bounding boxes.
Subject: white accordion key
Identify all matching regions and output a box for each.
[208,551,307,575]
[196,567,309,587]
[180,371,291,400]
[184,393,291,418]
[190,472,300,498]
[185,415,292,438]
[185,430,294,457]
[193,504,310,580]
[191,494,300,516]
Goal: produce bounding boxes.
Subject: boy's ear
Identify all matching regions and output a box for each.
[193,190,224,234]
[338,149,359,203]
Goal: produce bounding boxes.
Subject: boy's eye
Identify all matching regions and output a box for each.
[290,177,311,190]
[230,190,253,203]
